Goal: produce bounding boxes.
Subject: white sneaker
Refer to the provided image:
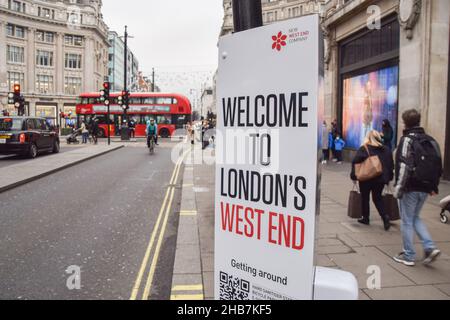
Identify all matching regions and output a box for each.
[423,249,441,265]
[393,252,415,267]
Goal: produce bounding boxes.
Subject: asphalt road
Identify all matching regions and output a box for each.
[0,141,184,300]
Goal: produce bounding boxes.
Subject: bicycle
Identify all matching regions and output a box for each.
[148,134,155,155]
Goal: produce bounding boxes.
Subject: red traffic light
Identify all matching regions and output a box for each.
[103,82,110,90]
[122,91,127,96]
[13,84,21,93]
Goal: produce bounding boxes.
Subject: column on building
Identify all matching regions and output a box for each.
[424,0,449,154]
[56,32,64,96]
[56,32,65,124]
[27,27,36,116]
[0,21,7,98]
[84,35,95,92]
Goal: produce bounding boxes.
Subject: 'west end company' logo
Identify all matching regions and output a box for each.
[271,28,310,52]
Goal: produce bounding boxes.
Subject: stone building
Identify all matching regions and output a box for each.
[221,0,326,36]
[0,0,109,126]
[322,0,450,178]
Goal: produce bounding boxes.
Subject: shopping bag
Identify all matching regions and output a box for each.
[383,188,400,221]
[348,184,362,219]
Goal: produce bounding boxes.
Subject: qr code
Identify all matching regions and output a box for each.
[219,271,250,300]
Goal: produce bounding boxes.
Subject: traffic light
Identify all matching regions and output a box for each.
[8,84,25,116]
[122,90,130,110]
[100,82,110,106]
[118,91,125,107]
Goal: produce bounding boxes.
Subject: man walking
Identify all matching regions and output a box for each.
[393,109,442,266]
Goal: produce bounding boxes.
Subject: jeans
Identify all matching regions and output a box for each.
[399,192,435,261]
[335,150,343,162]
[360,181,386,220]
[82,132,88,144]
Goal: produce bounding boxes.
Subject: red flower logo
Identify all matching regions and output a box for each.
[272,32,287,51]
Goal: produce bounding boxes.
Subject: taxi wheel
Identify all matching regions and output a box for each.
[28,144,38,159]
[53,140,60,154]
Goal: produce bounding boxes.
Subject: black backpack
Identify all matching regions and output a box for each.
[410,134,443,191]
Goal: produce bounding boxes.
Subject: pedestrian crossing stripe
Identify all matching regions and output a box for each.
[180,210,198,216]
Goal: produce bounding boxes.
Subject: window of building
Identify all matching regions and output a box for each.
[64,77,82,95]
[64,34,84,46]
[65,53,82,69]
[340,16,400,71]
[7,45,25,63]
[36,50,54,67]
[8,0,25,13]
[36,75,54,94]
[339,15,400,150]
[36,30,55,43]
[7,72,24,90]
[38,7,54,19]
[6,24,25,38]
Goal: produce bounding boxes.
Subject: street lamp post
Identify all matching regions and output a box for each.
[231,0,263,33]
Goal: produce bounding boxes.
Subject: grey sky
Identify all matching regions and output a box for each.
[102,0,223,96]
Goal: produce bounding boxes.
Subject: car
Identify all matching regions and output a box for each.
[0,116,60,159]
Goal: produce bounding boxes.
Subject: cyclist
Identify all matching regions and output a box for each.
[146,119,158,147]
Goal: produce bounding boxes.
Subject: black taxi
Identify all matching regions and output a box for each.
[0,117,60,159]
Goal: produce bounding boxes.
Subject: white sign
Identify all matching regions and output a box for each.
[215,14,322,300]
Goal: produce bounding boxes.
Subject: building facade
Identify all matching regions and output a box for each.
[108,31,140,93]
[221,0,326,36]
[322,0,450,178]
[200,86,214,120]
[0,0,109,125]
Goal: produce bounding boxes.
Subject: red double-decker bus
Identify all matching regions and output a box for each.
[76,92,192,138]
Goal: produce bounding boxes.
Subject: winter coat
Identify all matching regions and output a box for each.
[334,138,346,151]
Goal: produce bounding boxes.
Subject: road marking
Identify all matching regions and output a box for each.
[170,294,204,300]
[129,153,185,300]
[180,210,198,216]
[172,284,203,291]
[141,151,188,300]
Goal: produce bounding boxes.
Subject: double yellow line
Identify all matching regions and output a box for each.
[130,150,189,300]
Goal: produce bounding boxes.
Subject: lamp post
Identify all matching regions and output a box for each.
[231,0,263,33]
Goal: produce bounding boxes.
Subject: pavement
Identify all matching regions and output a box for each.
[0,140,124,193]
[175,147,450,300]
[0,140,182,300]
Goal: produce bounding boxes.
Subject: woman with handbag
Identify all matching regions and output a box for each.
[350,130,394,230]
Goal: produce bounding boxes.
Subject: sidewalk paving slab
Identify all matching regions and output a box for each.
[363,285,450,300]
[0,144,124,193]
[179,151,450,300]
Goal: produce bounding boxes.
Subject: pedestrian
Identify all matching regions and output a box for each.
[334,134,346,164]
[91,118,99,145]
[351,130,394,230]
[80,120,88,144]
[381,119,394,151]
[129,118,136,138]
[331,119,340,162]
[321,121,330,164]
[393,109,442,266]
